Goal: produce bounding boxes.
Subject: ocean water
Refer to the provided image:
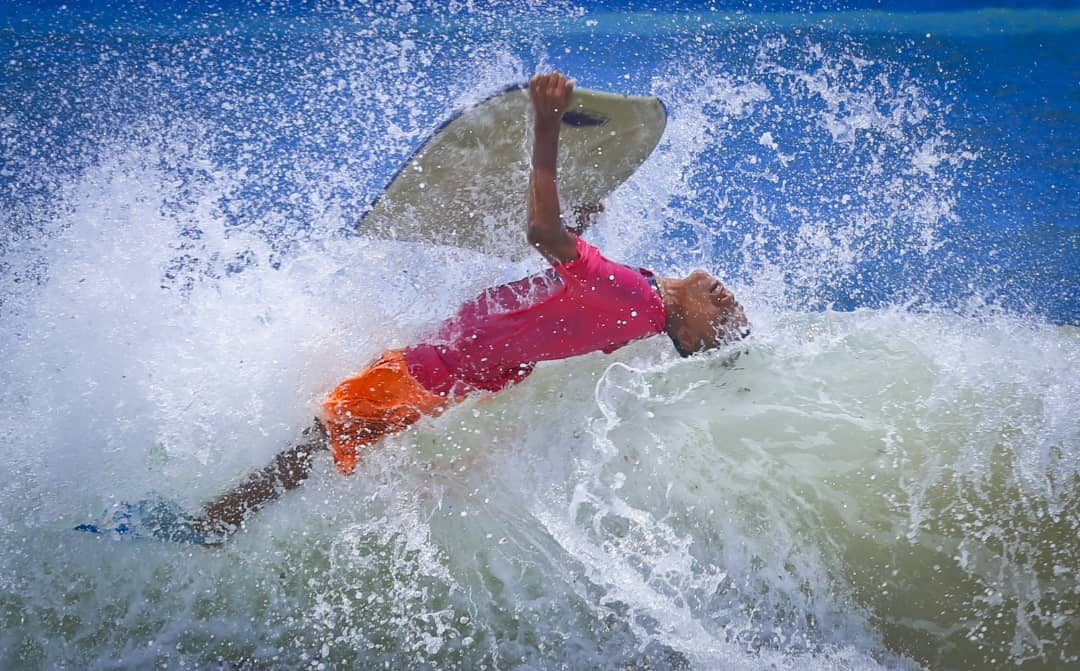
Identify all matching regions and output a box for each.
[1,1,1077,669]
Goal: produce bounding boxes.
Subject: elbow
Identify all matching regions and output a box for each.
[527,222,566,250]
[527,221,557,249]
[526,224,544,248]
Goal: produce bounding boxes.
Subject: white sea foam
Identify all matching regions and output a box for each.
[1,5,1077,670]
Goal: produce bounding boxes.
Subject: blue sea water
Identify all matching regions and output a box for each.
[2,1,1077,323]
[1,2,1078,670]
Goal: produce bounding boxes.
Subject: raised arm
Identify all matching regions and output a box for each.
[527,72,579,265]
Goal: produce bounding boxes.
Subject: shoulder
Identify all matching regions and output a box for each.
[554,233,603,279]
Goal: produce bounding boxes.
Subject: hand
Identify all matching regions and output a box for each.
[569,201,604,234]
[529,71,574,129]
[573,202,604,218]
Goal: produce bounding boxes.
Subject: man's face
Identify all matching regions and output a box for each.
[679,269,749,354]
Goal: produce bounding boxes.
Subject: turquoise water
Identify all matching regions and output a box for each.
[1,2,1077,669]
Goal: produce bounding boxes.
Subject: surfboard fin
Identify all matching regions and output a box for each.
[561,109,608,127]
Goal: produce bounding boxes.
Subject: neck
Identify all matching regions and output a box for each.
[656,277,691,355]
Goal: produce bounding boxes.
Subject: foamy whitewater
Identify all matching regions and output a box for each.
[1,2,1077,669]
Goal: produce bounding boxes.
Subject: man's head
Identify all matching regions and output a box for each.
[659,270,750,357]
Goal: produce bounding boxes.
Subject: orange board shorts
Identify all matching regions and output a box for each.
[321,349,453,475]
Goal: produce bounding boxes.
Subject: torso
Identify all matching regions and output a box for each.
[404,234,667,396]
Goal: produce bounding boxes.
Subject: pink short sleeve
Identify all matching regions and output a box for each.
[553,233,599,285]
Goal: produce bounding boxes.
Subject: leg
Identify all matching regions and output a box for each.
[193,420,328,536]
[191,351,453,541]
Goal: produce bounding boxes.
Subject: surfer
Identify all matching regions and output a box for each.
[190,72,748,542]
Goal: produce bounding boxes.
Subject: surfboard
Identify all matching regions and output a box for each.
[358,84,667,259]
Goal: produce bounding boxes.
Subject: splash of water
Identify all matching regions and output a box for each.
[1,3,1077,670]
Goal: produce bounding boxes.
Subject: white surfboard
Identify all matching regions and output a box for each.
[358,84,667,259]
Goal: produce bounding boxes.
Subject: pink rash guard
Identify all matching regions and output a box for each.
[404,234,667,396]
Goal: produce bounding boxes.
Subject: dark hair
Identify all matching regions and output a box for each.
[669,327,751,358]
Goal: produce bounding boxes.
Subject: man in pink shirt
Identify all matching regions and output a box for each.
[187,72,748,542]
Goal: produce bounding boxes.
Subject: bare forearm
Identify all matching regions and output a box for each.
[532,120,559,171]
[528,123,561,240]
